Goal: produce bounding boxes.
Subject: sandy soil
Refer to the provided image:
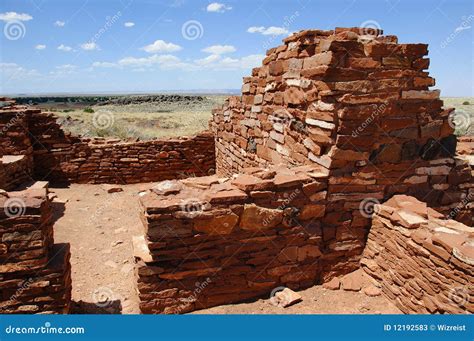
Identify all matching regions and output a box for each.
[51,183,401,315]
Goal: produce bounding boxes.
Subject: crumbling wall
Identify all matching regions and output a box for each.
[211,27,472,233]
[135,165,365,313]
[0,106,216,185]
[361,195,473,314]
[0,106,34,188]
[134,27,473,314]
[0,185,72,313]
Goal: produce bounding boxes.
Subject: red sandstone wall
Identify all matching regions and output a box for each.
[0,106,34,187]
[0,106,216,185]
[211,27,473,231]
[134,165,365,314]
[361,195,473,314]
[0,185,71,313]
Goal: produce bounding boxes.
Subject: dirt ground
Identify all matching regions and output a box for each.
[51,183,401,315]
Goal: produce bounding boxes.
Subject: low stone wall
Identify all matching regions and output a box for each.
[0,185,72,313]
[361,195,473,314]
[0,155,33,191]
[134,165,366,314]
[0,106,216,185]
[33,132,215,184]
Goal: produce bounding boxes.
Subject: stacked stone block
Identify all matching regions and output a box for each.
[134,165,363,313]
[211,27,473,245]
[0,105,215,184]
[361,195,473,314]
[0,186,72,313]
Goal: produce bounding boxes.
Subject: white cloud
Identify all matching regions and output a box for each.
[54,20,65,27]
[202,45,236,55]
[92,61,118,68]
[141,40,182,53]
[81,42,100,51]
[92,52,264,72]
[50,64,78,77]
[206,2,232,13]
[247,26,289,36]
[0,12,33,22]
[195,54,221,66]
[35,44,46,50]
[118,54,183,68]
[195,53,264,70]
[0,62,40,80]
[57,44,73,52]
[55,64,77,71]
[124,22,135,27]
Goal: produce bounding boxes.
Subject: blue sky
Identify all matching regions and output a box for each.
[0,0,472,96]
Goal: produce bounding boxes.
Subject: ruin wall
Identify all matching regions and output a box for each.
[0,185,71,313]
[0,107,216,185]
[361,195,473,314]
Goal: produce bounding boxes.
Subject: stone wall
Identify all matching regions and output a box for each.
[210,27,473,234]
[0,184,72,313]
[361,195,473,314]
[0,106,216,185]
[135,165,367,313]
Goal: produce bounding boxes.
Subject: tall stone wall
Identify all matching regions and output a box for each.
[211,27,473,231]
[0,185,72,313]
[361,195,473,314]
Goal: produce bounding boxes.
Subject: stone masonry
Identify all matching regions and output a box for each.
[0,104,215,185]
[135,27,473,314]
[361,195,473,314]
[0,183,72,313]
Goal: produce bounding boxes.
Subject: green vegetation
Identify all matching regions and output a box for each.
[83,107,94,113]
[463,101,470,105]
